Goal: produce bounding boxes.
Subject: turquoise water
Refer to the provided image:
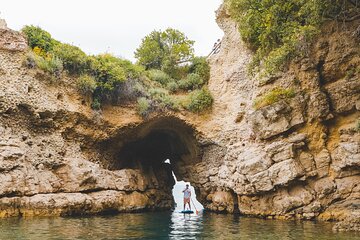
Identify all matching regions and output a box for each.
[0,212,359,240]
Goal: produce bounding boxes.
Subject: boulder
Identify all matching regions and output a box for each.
[250,99,305,139]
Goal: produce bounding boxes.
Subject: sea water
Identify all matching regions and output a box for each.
[0,182,358,239]
[0,212,359,240]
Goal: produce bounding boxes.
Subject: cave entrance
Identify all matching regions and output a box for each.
[165,159,203,211]
[104,117,204,211]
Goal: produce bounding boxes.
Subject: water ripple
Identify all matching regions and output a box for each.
[0,212,359,240]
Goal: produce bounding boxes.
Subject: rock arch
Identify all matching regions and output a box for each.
[96,116,206,210]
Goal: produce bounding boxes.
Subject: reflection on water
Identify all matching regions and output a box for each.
[0,212,359,240]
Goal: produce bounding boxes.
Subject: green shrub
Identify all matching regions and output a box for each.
[137,97,151,117]
[166,81,179,93]
[189,57,210,83]
[46,56,63,78]
[149,87,168,98]
[148,69,172,85]
[32,53,63,78]
[117,60,144,79]
[179,73,204,90]
[178,79,189,90]
[225,0,355,76]
[77,74,97,95]
[187,73,204,89]
[91,98,101,110]
[254,88,296,109]
[21,25,152,110]
[262,44,295,75]
[88,54,126,91]
[149,88,177,110]
[22,25,54,52]
[52,43,88,74]
[186,88,213,113]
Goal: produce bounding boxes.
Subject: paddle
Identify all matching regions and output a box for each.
[190,198,199,215]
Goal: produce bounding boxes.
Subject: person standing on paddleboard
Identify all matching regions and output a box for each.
[182,184,191,211]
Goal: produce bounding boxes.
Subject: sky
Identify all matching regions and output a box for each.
[1,0,223,62]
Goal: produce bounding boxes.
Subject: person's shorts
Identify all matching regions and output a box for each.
[184,198,190,204]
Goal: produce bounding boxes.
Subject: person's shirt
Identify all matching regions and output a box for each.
[183,188,191,199]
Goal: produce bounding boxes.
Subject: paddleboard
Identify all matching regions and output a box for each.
[180,210,194,214]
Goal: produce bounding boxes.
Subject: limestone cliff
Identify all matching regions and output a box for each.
[0,3,359,232]
[193,5,360,230]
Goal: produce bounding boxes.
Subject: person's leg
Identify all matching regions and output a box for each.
[188,201,191,210]
[183,199,186,210]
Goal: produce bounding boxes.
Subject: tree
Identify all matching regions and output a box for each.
[134,28,195,71]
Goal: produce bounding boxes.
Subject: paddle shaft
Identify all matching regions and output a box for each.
[190,198,198,214]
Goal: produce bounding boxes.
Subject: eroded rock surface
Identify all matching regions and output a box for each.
[0,20,26,52]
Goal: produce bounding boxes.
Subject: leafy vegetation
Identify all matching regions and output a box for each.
[22,26,144,108]
[254,88,296,109]
[178,73,204,90]
[137,97,151,117]
[90,98,101,110]
[166,81,179,93]
[149,88,178,110]
[135,28,194,72]
[135,29,210,93]
[77,74,97,95]
[22,25,54,52]
[88,54,126,91]
[26,50,63,79]
[52,43,88,74]
[22,25,213,115]
[225,0,360,76]
[148,69,172,85]
[186,88,213,113]
[189,57,210,83]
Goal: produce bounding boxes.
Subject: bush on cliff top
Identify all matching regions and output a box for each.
[22,25,213,114]
[22,25,54,52]
[26,50,63,79]
[225,0,360,76]
[186,88,213,113]
[22,25,145,109]
[52,43,88,74]
[77,74,97,95]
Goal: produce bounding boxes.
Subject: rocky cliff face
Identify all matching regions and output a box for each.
[0,4,359,231]
[192,5,359,230]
